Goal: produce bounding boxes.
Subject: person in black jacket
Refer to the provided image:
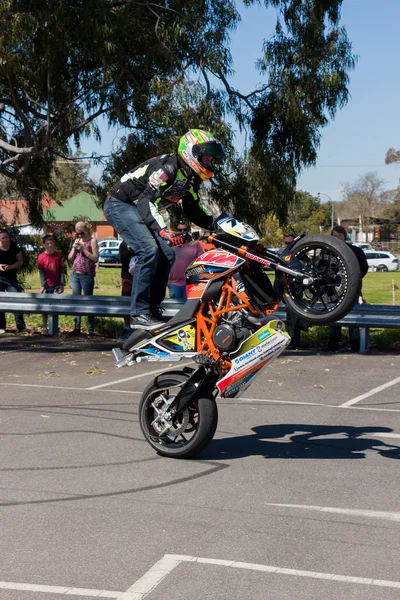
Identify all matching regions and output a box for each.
[323,225,369,352]
[104,129,225,330]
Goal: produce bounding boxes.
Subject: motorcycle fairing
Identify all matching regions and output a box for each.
[122,320,199,363]
[216,216,259,243]
[216,320,290,398]
[187,250,246,287]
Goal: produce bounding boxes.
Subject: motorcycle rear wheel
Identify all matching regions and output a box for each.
[284,235,362,325]
[139,372,218,459]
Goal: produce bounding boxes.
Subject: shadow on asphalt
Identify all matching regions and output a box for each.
[199,424,400,461]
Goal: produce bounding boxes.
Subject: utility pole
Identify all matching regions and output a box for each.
[318,192,334,229]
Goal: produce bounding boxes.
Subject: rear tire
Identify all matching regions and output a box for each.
[377,264,388,272]
[139,372,218,459]
[284,235,361,325]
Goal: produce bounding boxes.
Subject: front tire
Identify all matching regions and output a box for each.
[284,235,362,325]
[139,372,218,459]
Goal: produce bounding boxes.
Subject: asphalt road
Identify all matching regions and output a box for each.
[0,334,399,599]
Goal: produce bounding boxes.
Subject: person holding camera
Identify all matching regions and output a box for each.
[67,221,99,336]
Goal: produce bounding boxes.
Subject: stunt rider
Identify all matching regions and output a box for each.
[104,129,225,330]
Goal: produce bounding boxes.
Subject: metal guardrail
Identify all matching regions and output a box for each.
[1,292,400,353]
[0,293,184,336]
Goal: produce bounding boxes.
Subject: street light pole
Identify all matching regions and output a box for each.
[318,192,334,229]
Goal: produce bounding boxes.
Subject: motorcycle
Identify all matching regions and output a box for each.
[112,214,362,459]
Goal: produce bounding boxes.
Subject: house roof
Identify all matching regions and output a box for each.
[43,191,105,222]
[0,194,58,226]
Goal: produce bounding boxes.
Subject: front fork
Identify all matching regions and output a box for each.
[150,365,218,436]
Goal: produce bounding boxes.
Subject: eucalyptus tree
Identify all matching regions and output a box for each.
[0,0,355,223]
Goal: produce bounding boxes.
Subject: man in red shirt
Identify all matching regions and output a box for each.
[37,234,65,333]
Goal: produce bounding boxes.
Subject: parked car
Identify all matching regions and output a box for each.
[364,251,399,272]
[98,248,121,267]
[97,238,122,251]
[352,242,375,252]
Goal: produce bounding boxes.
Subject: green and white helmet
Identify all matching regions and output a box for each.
[178,129,225,180]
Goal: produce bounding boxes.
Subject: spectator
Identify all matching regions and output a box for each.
[118,241,136,340]
[323,225,368,352]
[168,224,203,300]
[67,221,99,336]
[0,228,28,334]
[38,234,65,334]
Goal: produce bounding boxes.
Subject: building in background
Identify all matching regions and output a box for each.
[42,191,116,238]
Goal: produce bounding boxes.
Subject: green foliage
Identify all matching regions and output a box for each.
[0,0,355,225]
[286,190,331,234]
[258,213,284,247]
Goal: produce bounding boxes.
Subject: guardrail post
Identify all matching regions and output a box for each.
[48,314,59,336]
[359,327,369,354]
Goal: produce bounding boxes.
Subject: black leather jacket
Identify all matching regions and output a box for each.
[109,153,213,233]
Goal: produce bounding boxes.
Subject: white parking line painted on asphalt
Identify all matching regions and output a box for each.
[128,553,400,592]
[371,432,400,440]
[0,382,141,394]
[86,365,184,390]
[0,581,122,597]
[347,405,400,413]
[2,551,400,597]
[230,397,325,406]
[223,396,400,413]
[120,554,182,598]
[340,375,400,408]
[266,503,400,522]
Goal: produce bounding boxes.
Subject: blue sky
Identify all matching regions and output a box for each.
[83,0,400,202]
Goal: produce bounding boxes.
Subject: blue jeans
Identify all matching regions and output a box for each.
[0,275,26,331]
[104,197,175,316]
[168,283,187,300]
[70,272,95,331]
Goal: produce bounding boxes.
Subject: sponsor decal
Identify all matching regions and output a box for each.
[149,169,169,189]
[257,329,272,342]
[235,347,257,363]
[162,324,195,351]
[196,250,239,268]
[187,265,206,276]
[245,252,271,267]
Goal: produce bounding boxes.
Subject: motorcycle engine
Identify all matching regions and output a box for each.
[212,324,236,351]
[213,312,252,353]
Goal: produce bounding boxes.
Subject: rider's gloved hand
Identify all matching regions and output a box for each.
[159,228,184,247]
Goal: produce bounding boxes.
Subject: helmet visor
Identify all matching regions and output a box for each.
[193,141,226,160]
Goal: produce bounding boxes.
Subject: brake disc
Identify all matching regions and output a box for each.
[167,408,190,436]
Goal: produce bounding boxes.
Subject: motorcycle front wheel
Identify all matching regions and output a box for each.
[139,372,218,459]
[284,235,362,325]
